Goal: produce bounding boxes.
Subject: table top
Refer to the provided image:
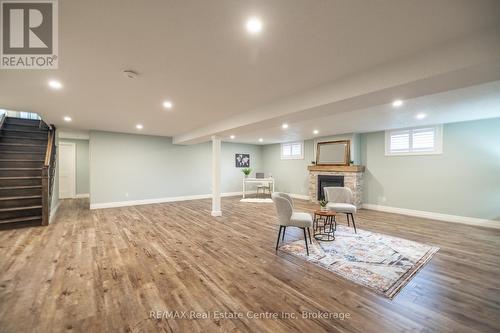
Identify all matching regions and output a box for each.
[314,209,336,216]
[243,177,274,182]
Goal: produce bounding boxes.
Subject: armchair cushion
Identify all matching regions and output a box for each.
[326,202,357,214]
[289,212,313,227]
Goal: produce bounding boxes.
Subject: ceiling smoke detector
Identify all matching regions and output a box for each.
[123,70,139,79]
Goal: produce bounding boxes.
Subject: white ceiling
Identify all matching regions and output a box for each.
[1,0,500,142]
[227,80,500,144]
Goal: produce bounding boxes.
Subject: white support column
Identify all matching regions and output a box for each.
[211,136,222,217]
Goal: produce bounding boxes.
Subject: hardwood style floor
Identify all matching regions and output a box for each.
[1,197,499,333]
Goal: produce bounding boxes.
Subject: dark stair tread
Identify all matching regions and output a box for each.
[0,142,46,147]
[0,159,44,162]
[0,176,42,180]
[0,150,45,155]
[5,117,41,123]
[0,205,42,212]
[0,135,47,141]
[0,195,42,200]
[0,185,42,190]
[0,128,48,133]
[6,117,39,120]
[0,215,42,224]
[1,125,47,129]
[0,151,45,154]
[0,168,42,170]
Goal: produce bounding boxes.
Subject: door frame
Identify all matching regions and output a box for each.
[59,141,76,199]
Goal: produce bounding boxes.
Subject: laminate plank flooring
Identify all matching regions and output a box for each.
[0,197,499,332]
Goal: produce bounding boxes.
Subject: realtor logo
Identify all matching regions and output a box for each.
[1,0,58,69]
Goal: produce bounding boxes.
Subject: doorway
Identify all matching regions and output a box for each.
[59,142,76,199]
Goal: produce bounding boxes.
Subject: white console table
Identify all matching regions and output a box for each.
[242,177,275,198]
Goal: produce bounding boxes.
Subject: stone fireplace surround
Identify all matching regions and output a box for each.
[308,165,365,208]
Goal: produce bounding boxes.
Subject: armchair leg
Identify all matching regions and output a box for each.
[307,227,312,243]
[282,226,286,241]
[303,228,309,256]
[346,213,350,227]
[350,213,357,233]
[276,226,283,252]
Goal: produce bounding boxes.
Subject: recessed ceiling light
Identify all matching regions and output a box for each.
[392,99,403,107]
[313,129,319,135]
[163,100,173,109]
[63,116,72,122]
[230,135,235,139]
[246,17,263,34]
[258,138,263,142]
[416,113,427,120]
[136,124,143,130]
[282,123,288,129]
[48,80,62,90]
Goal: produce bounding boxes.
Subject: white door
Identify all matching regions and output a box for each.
[59,142,76,199]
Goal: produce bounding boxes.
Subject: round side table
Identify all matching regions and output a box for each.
[313,210,336,241]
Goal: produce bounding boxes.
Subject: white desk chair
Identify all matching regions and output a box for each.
[256,172,271,198]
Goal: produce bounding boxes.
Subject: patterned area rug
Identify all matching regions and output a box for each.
[280,225,439,299]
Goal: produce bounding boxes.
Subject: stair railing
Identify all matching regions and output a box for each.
[42,125,56,226]
[0,112,5,129]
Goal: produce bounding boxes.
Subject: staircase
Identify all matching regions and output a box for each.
[0,115,56,229]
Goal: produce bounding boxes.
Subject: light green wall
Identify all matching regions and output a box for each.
[261,140,314,196]
[89,131,263,204]
[260,134,360,196]
[221,142,263,192]
[88,119,500,220]
[360,118,500,220]
[59,139,90,195]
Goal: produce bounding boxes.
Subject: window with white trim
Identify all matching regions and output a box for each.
[19,112,41,120]
[385,125,442,155]
[281,141,304,160]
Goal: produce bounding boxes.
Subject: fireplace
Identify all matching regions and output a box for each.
[308,165,364,207]
[317,175,344,201]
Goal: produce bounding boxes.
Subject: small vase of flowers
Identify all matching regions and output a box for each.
[242,168,252,178]
[319,199,328,211]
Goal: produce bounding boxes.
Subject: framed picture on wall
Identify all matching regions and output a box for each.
[235,154,250,168]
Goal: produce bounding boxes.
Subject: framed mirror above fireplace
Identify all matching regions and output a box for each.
[316,140,350,166]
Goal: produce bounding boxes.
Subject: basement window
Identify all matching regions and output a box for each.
[385,125,443,156]
[281,141,304,160]
[19,112,41,120]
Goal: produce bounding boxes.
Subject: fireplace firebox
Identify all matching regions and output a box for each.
[317,175,344,200]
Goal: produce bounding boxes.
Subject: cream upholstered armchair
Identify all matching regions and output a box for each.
[324,187,357,233]
[271,192,313,255]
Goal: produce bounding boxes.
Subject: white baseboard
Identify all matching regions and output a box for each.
[221,191,243,197]
[49,201,61,224]
[362,203,500,229]
[90,192,243,210]
[211,210,222,217]
[75,193,90,198]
